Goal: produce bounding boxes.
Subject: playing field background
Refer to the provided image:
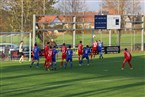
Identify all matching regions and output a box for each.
[1,33,144,51]
[0,52,145,97]
[42,32,145,50]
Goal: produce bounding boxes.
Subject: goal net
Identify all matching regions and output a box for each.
[0,32,31,61]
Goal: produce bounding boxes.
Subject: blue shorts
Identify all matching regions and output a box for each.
[52,57,56,62]
[66,57,72,62]
[82,55,89,60]
[33,56,39,60]
[98,49,102,53]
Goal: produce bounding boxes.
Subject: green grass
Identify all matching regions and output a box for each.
[0,52,145,97]
[0,34,30,45]
[55,33,144,48]
[1,33,144,51]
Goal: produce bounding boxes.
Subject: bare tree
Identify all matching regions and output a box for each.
[101,0,141,15]
[100,0,142,46]
[57,0,88,35]
[58,0,87,15]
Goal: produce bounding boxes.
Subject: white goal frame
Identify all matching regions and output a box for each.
[0,32,32,61]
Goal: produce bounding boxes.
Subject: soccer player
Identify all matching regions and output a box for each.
[98,40,103,59]
[79,45,91,66]
[45,46,53,71]
[65,45,73,69]
[90,40,98,60]
[60,43,67,67]
[19,41,24,63]
[30,43,40,68]
[77,41,83,65]
[44,42,50,67]
[52,46,58,70]
[122,48,133,70]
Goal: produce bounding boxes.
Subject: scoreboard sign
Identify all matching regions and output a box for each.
[94,15,107,29]
[94,15,121,29]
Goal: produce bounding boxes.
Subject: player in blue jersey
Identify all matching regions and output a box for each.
[30,43,40,68]
[64,45,73,69]
[98,40,103,59]
[79,45,91,66]
[52,46,58,70]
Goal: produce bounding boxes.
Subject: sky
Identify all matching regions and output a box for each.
[55,0,145,14]
[85,0,145,13]
[84,0,100,11]
[85,0,103,11]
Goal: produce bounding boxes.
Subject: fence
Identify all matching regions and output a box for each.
[0,32,31,61]
[33,14,144,52]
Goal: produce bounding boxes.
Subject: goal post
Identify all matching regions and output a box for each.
[32,14,94,49]
[33,14,36,47]
[141,15,144,51]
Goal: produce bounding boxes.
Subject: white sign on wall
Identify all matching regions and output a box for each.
[107,15,121,29]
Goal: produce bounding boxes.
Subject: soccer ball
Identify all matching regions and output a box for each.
[93,35,96,38]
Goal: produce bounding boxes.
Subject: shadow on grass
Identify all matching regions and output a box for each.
[1,54,145,97]
[67,55,145,78]
[41,75,108,86]
[4,83,73,96]
[1,75,108,96]
[1,55,145,78]
[63,81,145,97]
[1,72,48,80]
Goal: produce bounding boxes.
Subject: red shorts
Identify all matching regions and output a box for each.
[44,55,47,59]
[46,57,52,63]
[124,58,131,62]
[92,48,97,54]
[92,50,97,54]
[44,53,48,59]
[78,51,83,56]
[62,54,66,60]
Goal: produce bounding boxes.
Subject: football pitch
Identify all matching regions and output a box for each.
[0,52,145,97]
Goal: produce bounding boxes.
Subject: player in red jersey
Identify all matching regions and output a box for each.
[78,41,83,63]
[45,46,53,70]
[44,42,50,67]
[122,48,133,70]
[90,40,98,60]
[60,43,67,67]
